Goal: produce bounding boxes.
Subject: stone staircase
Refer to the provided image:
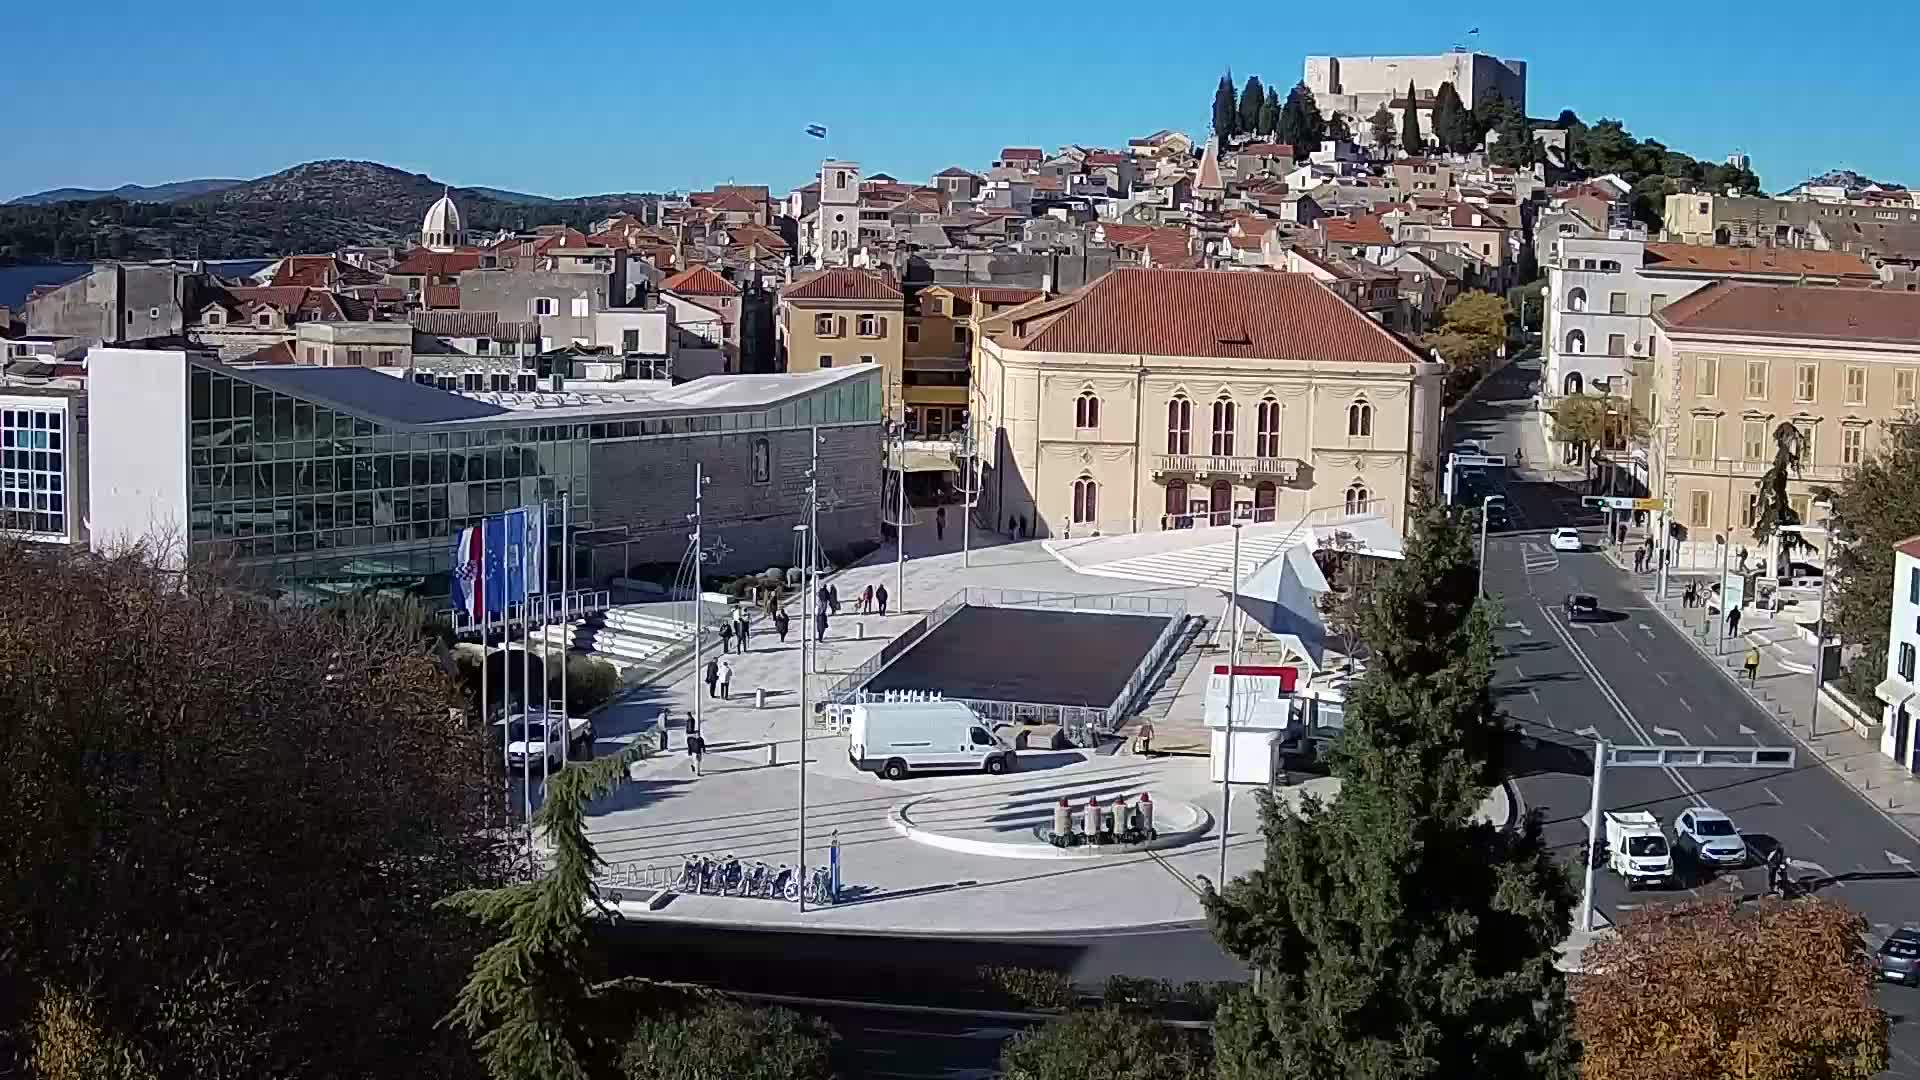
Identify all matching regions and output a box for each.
[534,605,694,674]
[1137,615,1212,720]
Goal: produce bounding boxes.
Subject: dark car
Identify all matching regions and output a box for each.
[1877,928,1920,985]
[1564,593,1601,622]
[1484,502,1512,531]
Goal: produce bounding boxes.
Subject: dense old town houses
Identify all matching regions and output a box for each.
[973,268,1445,538]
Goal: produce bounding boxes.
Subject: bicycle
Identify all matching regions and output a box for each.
[805,865,834,906]
[679,854,706,894]
[715,853,743,896]
[743,861,769,898]
[771,863,796,901]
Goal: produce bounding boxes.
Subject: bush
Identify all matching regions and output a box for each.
[1100,976,1239,1017]
[979,965,1079,1010]
[1000,1006,1211,1080]
[619,998,836,1080]
[561,655,622,712]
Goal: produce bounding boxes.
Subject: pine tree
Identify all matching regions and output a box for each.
[1213,73,1240,140]
[1276,82,1324,157]
[1750,421,1812,575]
[1205,501,1579,1080]
[1431,82,1468,153]
[1259,86,1281,139]
[1400,81,1424,156]
[1325,111,1352,145]
[1238,76,1266,140]
[1368,104,1396,157]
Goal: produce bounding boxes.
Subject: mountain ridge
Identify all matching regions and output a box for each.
[8,179,245,206]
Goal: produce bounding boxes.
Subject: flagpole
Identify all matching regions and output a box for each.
[520,508,534,867]
[533,505,548,801]
[559,494,570,761]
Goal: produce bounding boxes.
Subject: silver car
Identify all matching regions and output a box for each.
[1675,807,1748,868]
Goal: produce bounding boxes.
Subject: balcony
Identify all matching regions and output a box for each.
[1152,454,1302,483]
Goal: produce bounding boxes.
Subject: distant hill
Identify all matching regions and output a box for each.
[8,179,244,206]
[0,160,661,262]
[1783,168,1907,196]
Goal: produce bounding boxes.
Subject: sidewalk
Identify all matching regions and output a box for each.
[1600,545,1920,845]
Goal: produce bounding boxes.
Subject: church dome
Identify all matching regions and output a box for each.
[422,192,463,250]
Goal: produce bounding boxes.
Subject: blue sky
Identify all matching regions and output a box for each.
[4,2,1914,202]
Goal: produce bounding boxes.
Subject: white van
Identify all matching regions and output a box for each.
[847,701,1014,780]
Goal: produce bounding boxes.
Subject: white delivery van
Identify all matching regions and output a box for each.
[1603,811,1674,889]
[847,701,1014,780]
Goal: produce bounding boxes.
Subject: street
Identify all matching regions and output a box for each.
[1455,355,1920,1077]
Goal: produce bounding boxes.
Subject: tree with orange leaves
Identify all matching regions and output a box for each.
[1573,896,1888,1080]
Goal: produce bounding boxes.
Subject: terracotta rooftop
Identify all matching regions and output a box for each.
[411,310,541,341]
[661,264,739,298]
[968,286,1045,306]
[1642,242,1879,280]
[1325,215,1393,246]
[1897,534,1920,560]
[1008,268,1422,364]
[269,255,383,289]
[1656,281,1920,343]
[998,147,1044,161]
[388,248,485,276]
[783,267,903,303]
[1239,142,1295,158]
[934,166,980,179]
[424,285,459,309]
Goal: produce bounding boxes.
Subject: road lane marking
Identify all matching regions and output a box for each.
[1633,649,1647,663]
[1612,625,1630,641]
[1699,723,1716,739]
[1764,786,1782,805]
[1678,696,1693,711]
[1653,726,1685,740]
[1805,823,1829,842]
[1655,671,1671,685]
[1541,601,1706,806]
[1530,689,1542,706]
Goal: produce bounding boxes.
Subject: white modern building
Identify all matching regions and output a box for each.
[1878,537,1920,772]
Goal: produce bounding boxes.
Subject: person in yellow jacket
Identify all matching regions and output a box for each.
[1744,645,1762,687]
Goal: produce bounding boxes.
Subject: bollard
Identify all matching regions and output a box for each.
[767,742,778,766]
[1112,795,1130,834]
[857,621,864,640]
[756,687,768,709]
[1083,796,1101,838]
[1053,798,1071,840]
[1140,793,1155,835]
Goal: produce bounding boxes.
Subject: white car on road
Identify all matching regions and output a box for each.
[498,711,594,770]
[1550,528,1583,552]
[1674,806,1749,868]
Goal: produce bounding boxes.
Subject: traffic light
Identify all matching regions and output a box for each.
[1581,496,1607,510]
[1589,839,1610,870]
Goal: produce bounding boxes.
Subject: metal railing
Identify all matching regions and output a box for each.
[1152,454,1303,482]
[1107,612,1195,729]
[959,586,1185,616]
[820,589,971,706]
[445,589,612,637]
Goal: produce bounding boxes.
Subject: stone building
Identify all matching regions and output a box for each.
[25,263,200,346]
[1303,52,1526,143]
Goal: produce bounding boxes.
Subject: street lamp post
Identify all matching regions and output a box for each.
[1479,494,1504,598]
[1219,519,1243,888]
[1780,516,1833,737]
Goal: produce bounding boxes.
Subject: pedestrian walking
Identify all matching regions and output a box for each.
[703,657,719,698]
[773,608,790,643]
[861,584,874,614]
[1727,605,1743,638]
[817,584,830,615]
[1008,514,1017,535]
[687,731,706,776]
[876,582,889,616]
[737,613,751,653]
[827,583,840,614]
[717,656,733,700]
[1744,645,1761,686]
[1683,581,1698,608]
[935,505,947,541]
[718,621,734,655]
[814,604,829,642]
[1633,548,1645,573]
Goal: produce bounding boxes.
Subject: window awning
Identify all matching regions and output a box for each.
[1876,677,1917,708]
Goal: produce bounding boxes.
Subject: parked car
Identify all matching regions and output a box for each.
[497,710,594,770]
[1550,528,1583,552]
[1603,811,1675,889]
[848,700,1015,780]
[1564,593,1601,622]
[1877,928,1920,985]
[1484,502,1511,531]
[1674,806,1749,868]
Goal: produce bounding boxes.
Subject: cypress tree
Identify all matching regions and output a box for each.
[1431,81,1467,153]
[1399,81,1424,156]
[1213,73,1240,140]
[1238,75,1266,139]
[1368,104,1396,157]
[1259,86,1281,138]
[1205,501,1579,1080]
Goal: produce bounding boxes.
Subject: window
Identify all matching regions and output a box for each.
[857,314,878,336]
[346,349,365,366]
[1600,260,1621,273]
[378,350,395,366]
[1745,360,1768,400]
[818,354,833,369]
[1695,356,1717,396]
[1166,395,1191,454]
[1743,420,1766,461]
[0,406,68,539]
[570,297,590,318]
[256,313,271,327]
[1742,493,1759,528]
[1347,398,1373,437]
[1911,567,1919,605]
[1689,490,1711,528]
[1075,391,1100,430]
[750,438,771,484]
[1691,417,1717,459]
[1899,369,1917,408]
[1901,642,1917,683]
[906,324,919,344]
[1846,366,1867,405]
[1072,476,1098,524]
[1568,287,1587,312]
[1607,334,1626,357]
[1211,397,1236,456]
[207,311,222,325]
[954,326,971,347]
[1844,426,1865,466]
[1608,291,1627,314]
[1344,482,1370,515]
[1256,397,1280,457]
[1565,329,1586,354]
[1651,293,1669,312]
[622,329,640,353]
[1797,422,1815,460]
[475,337,492,355]
[1796,363,1818,403]
[533,297,556,317]
[859,354,874,364]
[1165,480,1188,527]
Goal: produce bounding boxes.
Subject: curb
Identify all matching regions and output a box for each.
[887,796,1213,861]
[1498,777,1524,832]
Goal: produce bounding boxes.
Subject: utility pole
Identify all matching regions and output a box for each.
[960,422,973,568]
[894,423,907,609]
[1219,519,1242,887]
[690,466,709,737]
[1581,736,1606,933]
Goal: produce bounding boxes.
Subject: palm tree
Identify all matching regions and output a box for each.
[1751,421,1809,575]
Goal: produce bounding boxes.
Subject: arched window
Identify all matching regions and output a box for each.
[1072,476,1098,524]
[1563,371,1584,395]
[1565,329,1586,354]
[1255,396,1280,457]
[1345,482,1371,516]
[1075,391,1100,430]
[1347,398,1373,437]
[1567,287,1587,312]
[1254,481,1277,523]
[1165,395,1191,454]
[1210,480,1232,527]
[1211,397,1236,456]
[1165,479,1188,529]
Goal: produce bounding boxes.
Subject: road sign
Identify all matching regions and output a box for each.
[1604,744,1795,769]
[1450,453,1508,468]
[1580,495,1644,511]
[1632,498,1665,511]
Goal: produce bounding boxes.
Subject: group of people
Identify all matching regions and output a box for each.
[717,607,755,654]
[1632,540,1665,574]
[701,655,735,700]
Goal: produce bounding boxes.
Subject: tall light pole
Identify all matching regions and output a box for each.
[1478,494,1504,598]
[1715,534,1729,655]
[689,467,709,738]
[1781,513,1832,736]
[1219,518,1243,888]
[1580,736,1606,933]
[893,424,907,609]
[959,423,974,568]
[798,426,822,911]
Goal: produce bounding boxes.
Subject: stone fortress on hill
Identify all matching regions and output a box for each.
[1303,51,1528,142]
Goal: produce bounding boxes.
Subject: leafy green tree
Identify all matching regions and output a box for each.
[1548,393,1648,488]
[1325,111,1352,145]
[1001,1006,1212,1080]
[1238,75,1266,139]
[1431,82,1469,153]
[1276,82,1325,156]
[1369,104,1397,156]
[1259,86,1281,138]
[1489,100,1539,168]
[1399,81,1424,156]
[1213,73,1240,139]
[1204,504,1578,1080]
[442,742,648,1080]
[1750,421,1813,575]
[620,998,837,1080]
[1827,417,1920,699]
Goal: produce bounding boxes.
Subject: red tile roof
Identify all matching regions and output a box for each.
[661,265,739,298]
[783,267,903,302]
[702,191,761,214]
[1656,281,1920,343]
[1325,215,1393,246]
[968,286,1044,306]
[935,166,980,179]
[239,341,300,365]
[1239,142,1295,159]
[388,248,485,276]
[998,147,1043,161]
[1085,151,1127,166]
[1010,269,1422,363]
[269,255,383,288]
[425,285,460,309]
[1896,534,1920,560]
[1642,243,1878,280]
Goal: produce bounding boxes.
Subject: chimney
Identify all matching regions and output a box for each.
[1042,271,1054,296]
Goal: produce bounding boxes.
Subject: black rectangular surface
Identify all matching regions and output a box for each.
[865,606,1171,707]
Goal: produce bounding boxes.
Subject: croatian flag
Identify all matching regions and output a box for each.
[451,524,486,623]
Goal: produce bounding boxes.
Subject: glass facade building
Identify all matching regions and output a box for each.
[0,400,70,540]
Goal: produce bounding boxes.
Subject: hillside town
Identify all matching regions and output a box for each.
[8,42,1920,1080]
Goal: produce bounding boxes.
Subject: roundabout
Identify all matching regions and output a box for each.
[888,788,1214,860]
